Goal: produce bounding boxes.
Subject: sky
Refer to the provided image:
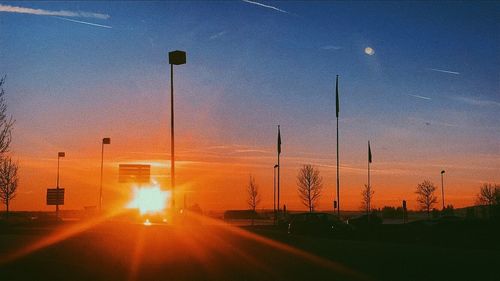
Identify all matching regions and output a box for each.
[0,1,499,212]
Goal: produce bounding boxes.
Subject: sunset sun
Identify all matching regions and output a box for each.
[127,185,171,215]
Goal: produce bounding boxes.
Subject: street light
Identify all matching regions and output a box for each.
[99,137,111,212]
[441,170,446,210]
[56,151,65,218]
[168,50,186,210]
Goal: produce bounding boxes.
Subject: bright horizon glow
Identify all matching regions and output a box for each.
[127,185,171,215]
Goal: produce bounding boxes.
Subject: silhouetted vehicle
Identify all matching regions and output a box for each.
[347,213,383,227]
[288,212,352,237]
[142,212,169,224]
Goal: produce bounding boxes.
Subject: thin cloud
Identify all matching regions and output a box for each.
[209,31,227,40]
[320,45,342,51]
[453,96,500,107]
[407,94,431,100]
[0,4,110,19]
[428,68,460,75]
[242,0,289,14]
[56,17,111,29]
[234,149,270,154]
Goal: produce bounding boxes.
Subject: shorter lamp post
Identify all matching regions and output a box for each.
[99,137,111,211]
[441,170,446,210]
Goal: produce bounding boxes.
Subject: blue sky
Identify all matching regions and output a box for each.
[1,1,499,210]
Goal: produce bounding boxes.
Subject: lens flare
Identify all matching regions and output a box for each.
[127,185,170,215]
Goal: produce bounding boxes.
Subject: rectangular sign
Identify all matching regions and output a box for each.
[119,164,151,183]
[46,188,65,205]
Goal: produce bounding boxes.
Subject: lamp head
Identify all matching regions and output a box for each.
[103,137,111,144]
[169,50,186,65]
[58,152,65,158]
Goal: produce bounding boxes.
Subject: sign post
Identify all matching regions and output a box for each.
[47,188,65,206]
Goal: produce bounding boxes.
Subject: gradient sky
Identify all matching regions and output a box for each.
[1,1,499,212]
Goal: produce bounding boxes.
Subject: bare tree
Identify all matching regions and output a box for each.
[476,183,500,206]
[0,76,14,154]
[361,184,374,215]
[247,175,260,212]
[416,180,437,218]
[297,164,323,212]
[0,157,18,216]
[246,175,260,225]
[0,76,16,217]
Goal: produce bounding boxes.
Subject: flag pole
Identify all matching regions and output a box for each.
[368,141,372,214]
[277,125,281,213]
[335,75,340,217]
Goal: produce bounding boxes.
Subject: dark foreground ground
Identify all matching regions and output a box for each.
[0,219,499,281]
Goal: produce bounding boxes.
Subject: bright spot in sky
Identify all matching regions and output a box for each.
[127,185,170,215]
[364,47,375,56]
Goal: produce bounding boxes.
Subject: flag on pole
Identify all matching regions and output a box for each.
[335,75,340,118]
[277,125,281,154]
[368,141,372,163]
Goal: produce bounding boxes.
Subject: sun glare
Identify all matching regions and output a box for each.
[127,185,171,215]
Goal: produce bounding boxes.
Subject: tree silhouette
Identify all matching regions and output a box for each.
[0,157,18,217]
[246,175,260,218]
[361,184,374,215]
[476,183,499,206]
[0,76,15,218]
[0,76,14,154]
[416,180,437,218]
[297,164,323,212]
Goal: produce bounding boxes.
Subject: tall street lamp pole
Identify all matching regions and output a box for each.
[441,170,446,210]
[56,151,65,219]
[99,137,111,212]
[168,50,186,210]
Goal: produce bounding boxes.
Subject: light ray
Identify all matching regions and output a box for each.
[0,208,124,265]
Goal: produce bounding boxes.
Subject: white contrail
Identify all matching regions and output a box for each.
[428,68,460,75]
[242,0,289,14]
[209,31,227,40]
[55,17,111,29]
[321,45,342,51]
[0,4,109,19]
[453,96,500,107]
[407,94,431,100]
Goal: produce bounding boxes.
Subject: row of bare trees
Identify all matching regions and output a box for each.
[246,164,324,213]
[0,76,18,217]
[246,163,498,216]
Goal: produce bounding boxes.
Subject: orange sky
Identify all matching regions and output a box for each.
[9,125,499,212]
[2,2,499,213]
